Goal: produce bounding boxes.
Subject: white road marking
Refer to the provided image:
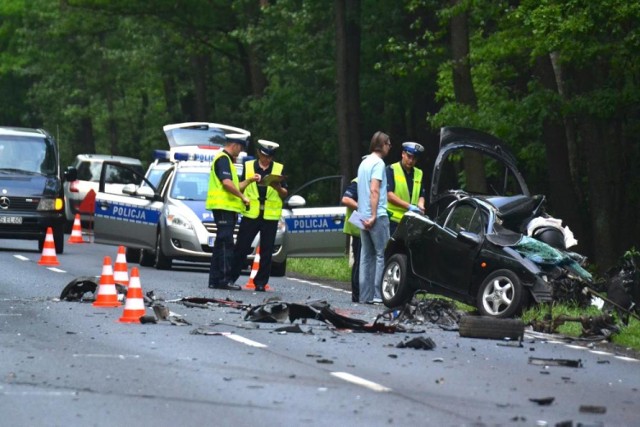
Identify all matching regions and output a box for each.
[614,355,639,362]
[47,267,66,273]
[72,354,140,360]
[0,389,78,397]
[222,333,267,348]
[331,372,391,392]
[13,255,30,261]
[289,277,351,294]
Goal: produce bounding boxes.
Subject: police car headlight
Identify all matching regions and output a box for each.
[277,217,286,234]
[37,198,64,211]
[166,213,193,230]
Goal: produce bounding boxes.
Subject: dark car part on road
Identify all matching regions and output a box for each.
[396,336,436,350]
[528,357,583,368]
[458,315,525,340]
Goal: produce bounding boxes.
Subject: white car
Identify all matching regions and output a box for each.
[63,154,143,226]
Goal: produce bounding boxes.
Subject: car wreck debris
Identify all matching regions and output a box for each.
[529,396,555,406]
[396,336,436,350]
[458,315,525,340]
[388,292,463,331]
[60,276,127,302]
[528,357,582,368]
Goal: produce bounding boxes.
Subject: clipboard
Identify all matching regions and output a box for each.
[348,210,367,230]
[259,174,285,187]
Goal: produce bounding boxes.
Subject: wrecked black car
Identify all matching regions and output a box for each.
[382,127,593,318]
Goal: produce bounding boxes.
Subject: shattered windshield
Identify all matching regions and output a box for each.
[513,236,592,281]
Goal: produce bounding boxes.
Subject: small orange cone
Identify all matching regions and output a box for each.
[244,247,270,291]
[113,246,129,286]
[93,256,122,307]
[38,227,60,266]
[119,267,146,323]
[67,214,86,244]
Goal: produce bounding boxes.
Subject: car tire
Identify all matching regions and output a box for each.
[154,232,172,270]
[125,247,141,264]
[381,254,412,307]
[271,259,287,277]
[459,315,525,340]
[476,269,529,318]
[139,249,154,267]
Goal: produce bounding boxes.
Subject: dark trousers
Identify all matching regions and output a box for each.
[351,236,361,302]
[208,209,237,287]
[230,214,278,287]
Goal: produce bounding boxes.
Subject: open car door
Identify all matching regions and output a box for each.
[93,161,163,250]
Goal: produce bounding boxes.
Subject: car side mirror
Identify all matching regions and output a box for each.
[135,185,156,199]
[64,166,77,182]
[286,195,306,208]
[458,230,482,246]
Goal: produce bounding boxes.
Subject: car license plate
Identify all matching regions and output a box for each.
[0,216,23,224]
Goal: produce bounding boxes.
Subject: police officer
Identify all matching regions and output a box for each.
[229,140,287,291]
[341,177,360,302]
[206,134,251,291]
[386,141,426,236]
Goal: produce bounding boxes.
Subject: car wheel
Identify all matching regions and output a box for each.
[381,254,412,307]
[476,269,529,318]
[125,247,141,264]
[154,232,172,270]
[53,227,64,254]
[270,259,287,277]
[458,315,525,340]
[139,249,154,267]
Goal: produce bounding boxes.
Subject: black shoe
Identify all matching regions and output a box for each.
[214,283,242,291]
[254,285,266,292]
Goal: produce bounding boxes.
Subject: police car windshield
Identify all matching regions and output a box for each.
[170,171,209,201]
[165,127,226,148]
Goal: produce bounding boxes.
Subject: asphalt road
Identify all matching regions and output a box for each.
[1,237,639,426]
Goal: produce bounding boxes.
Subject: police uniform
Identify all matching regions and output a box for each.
[230,140,287,291]
[206,134,247,290]
[342,178,360,302]
[386,142,426,236]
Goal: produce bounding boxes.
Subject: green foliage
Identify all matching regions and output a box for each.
[288,257,351,283]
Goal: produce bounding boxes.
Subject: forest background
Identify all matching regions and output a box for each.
[0,0,638,272]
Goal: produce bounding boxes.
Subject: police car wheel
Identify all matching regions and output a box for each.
[154,232,172,270]
[271,259,287,277]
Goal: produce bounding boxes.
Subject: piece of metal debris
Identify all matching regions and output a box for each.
[316,358,334,364]
[529,396,555,406]
[579,405,607,414]
[396,336,436,350]
[528,357,582,368]
[139,315,157,324]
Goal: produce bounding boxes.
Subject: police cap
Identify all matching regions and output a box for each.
[226,133,249,148]
[402,142,424,156]
[257,139,279,156]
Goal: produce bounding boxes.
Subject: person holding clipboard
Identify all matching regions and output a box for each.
[229,140,288,291]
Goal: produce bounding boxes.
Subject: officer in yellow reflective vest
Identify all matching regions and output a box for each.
[386,142,426,236]
[229,140,287,291]
[341,177,360,302]
[206,134,251,291]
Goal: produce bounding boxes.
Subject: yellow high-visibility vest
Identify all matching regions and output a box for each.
[205,151,243,212]
[388,162,423,223]
[243,160,284,220]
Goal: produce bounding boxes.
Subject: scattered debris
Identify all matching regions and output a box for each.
[459,315,525,340]
[59,276,127,302]
[139,315,157,324]
[273,325,310,334]
[396,336,436,350]
[316,358,334,364]
[388,292,463,331]
[579,405,607,414]
[528,357,582,368]
[529,396,555,406]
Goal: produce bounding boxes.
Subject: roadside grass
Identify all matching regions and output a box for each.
[289,257,640,351]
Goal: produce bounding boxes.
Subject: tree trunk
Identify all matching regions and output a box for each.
[449,0,486,193]
[532,54,588,251]
[335,0,361,182]
[190,53,210,120]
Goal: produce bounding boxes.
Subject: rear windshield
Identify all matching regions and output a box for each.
[0,136,57,175]
[165,126,227,148]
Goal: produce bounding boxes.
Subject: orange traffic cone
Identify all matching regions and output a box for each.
[93,256,122,307]
[119,267,146,323]
[38,227,60,266]
[67,214,86,244]
[244,247,270,291]
[113,246,129,286]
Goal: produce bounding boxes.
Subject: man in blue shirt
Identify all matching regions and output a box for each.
[356,131,391,304]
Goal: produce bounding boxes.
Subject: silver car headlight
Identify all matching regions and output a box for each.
[277,217,286,234]
[166,207,193,230]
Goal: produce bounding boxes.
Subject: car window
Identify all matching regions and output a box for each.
[291,176,344,208]
[105,164,143,184]
[444,203,485,234]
